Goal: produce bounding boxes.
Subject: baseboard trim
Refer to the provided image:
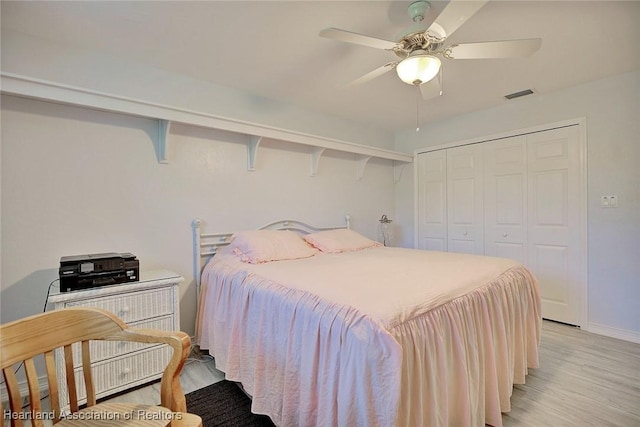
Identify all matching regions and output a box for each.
[587,322,640,344]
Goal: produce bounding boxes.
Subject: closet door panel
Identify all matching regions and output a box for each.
[528,126,582,326]
[417,150,447,251]
[447,145,484,255]
[484,136,527,265]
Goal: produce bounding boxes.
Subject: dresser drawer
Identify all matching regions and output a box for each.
[63,287,175,323]
[63,346,172,404]
[65,315,176,367]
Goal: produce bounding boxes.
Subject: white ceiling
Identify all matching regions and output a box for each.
[2,1,639,133]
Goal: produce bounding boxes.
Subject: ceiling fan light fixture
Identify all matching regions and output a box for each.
[396,53,441,85]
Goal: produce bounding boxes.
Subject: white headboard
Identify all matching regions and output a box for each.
[192,216,351,294]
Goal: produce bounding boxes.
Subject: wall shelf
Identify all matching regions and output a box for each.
[1,72,413,181]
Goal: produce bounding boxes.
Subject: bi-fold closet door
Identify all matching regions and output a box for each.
[416,144,484,254]
[417,125,584,326]
[446,144,485,255]
[483,136,528,265]
[416,143,484,254]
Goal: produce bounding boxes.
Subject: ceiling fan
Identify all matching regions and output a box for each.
[320,0,542,99]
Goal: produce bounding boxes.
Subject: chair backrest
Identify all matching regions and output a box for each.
[0,308,190,427]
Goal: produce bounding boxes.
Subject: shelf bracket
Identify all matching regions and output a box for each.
[310,147,326,177]
[247,135,263,171]
[155,119,171,164]
[355,155,372,180]
[394,161,408,184]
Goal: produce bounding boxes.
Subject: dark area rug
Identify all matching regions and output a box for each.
[186,380,276,427]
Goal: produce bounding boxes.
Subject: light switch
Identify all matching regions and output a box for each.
[601,196,609,207]
[601,195,619,208]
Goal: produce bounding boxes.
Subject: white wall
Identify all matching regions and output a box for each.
[0,95,395,334]
[1,30,394,150]
[394,71,640,339]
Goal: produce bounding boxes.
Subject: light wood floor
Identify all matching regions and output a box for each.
[110,320,640,426]
[502,320,639,427]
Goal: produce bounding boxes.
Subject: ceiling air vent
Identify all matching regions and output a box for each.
[505,89,534,100]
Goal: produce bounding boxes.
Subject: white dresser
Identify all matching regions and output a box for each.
[47,270,183,407]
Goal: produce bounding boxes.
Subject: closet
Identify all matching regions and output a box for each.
[416,124,586,326]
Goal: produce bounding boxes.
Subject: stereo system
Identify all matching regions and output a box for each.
[59,252,139,292]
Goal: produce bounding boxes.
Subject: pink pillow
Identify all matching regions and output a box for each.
[230,230,317,264]
[303,229,382,253]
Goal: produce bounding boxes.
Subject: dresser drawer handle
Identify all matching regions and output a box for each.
[121,306,130,314]
[122,367,131,375]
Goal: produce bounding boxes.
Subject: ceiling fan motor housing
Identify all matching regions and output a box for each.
[395,31,444,59]
[394,1,445,59]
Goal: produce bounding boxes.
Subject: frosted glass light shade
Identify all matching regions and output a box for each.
[396,54,441,85]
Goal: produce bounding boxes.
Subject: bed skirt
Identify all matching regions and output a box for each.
[197,261,540,427]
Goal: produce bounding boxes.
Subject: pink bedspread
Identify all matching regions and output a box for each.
[197,247,541,427]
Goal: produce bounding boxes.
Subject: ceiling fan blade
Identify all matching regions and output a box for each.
[420,70,443,100]
[319,28,398,50]
[427,0,489,39]
[446,38,542,59]
[347,62,397,87]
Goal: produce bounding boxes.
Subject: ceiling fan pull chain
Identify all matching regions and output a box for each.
[416,84,420,132]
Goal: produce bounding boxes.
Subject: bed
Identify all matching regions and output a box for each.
[193,218,541,427]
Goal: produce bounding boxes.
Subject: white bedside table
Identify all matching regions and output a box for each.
[48,270,184,407]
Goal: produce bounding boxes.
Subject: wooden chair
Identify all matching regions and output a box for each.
[1,307,202,427]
